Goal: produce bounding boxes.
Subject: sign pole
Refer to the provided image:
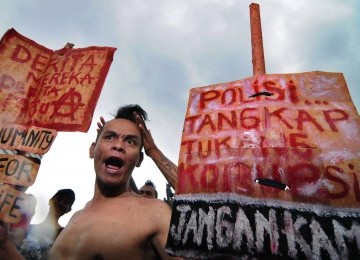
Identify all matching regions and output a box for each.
[250,3,266,75]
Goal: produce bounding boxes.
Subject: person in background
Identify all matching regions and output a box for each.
[9,194,37,248]
[139,180,158,199]
[164,182,175,209]
[48,104,181,259]
[19,189,75,260]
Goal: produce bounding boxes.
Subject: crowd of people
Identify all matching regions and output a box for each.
[0,104,180,259]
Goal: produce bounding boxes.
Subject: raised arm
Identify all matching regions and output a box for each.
[133,112,178,189]
[141,135,178,190]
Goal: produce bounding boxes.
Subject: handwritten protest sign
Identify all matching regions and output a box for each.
[0,184,25,223]
[0,28,116,132]
[0,123,57,155]
[0,28,116,223]
[0,153,40,187]
[166,71,360,259]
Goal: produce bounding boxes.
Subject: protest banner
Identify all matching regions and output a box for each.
[0,184,25,224]
[0,153,40,187]
[166,71,360,259]
[0,28,116,132]
[0,28,116,223]
[0,151,39,223]
[166,4,360,259]
[0,123,57,155]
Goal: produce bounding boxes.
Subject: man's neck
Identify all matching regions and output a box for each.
[94,179,133,198]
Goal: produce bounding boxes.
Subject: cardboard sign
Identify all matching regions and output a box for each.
[0,153,40,187]
[166,72,360,259]
[0,28,115,223]
[0,123,57,154]
[0,184,26,223]
[0,28,116,132]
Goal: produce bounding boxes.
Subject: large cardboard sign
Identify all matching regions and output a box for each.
[0,153,40,187]
[0,184,25,224]
[0,28,115,223]
[0,28,116,132]
[166,72,360,259]
[0,123,57,155]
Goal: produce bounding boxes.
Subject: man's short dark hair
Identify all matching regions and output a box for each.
[143,180,158,198]
[96,104,148,141]
[114,104,148,123]
[144,180,156,189]
[52,189,75,204]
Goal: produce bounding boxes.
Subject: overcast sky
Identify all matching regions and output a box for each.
[1,0,359,225]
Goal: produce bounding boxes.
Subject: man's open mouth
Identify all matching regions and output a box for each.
[105,156,124,170]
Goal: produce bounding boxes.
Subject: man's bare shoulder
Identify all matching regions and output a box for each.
[123,195,171,217]
[140,196,171,207]
[136,196,172,215]
[65,207,84,224]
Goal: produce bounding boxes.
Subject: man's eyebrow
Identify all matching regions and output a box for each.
[124,134,141,140]
[103,130,140,139]
[103,130,117,136]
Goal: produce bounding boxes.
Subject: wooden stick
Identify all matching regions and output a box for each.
[250,3,266,75]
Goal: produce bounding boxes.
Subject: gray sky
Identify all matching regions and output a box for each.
[1,0,359,225]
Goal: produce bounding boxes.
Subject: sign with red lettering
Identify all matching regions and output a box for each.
[0,28,115,224]
[166,72,360,259]
[0,28,116,132]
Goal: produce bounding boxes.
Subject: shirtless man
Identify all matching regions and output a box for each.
[48,104,180,259]
[0,104,179,259]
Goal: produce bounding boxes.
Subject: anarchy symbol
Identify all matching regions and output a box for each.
[51,87,85,120]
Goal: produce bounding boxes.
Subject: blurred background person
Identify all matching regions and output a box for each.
[164,182,175,209]
[9,194,37,248]
[19,189,75,260]
[139,180,158,199]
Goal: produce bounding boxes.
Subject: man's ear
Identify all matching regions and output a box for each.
[89,142,96,159]
[136,151,144,167]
